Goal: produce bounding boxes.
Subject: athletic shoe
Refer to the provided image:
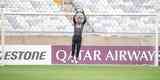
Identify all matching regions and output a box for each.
[71,59,74,63]
[75,60,78,64]
[71,57,74,63]
[63,60,66,64]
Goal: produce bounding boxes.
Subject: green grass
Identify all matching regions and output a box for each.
[0,65,160,80]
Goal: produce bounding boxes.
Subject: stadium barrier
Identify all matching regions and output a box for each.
[0,45,159,65]
[159,47,160,65]
[0,45,51,65]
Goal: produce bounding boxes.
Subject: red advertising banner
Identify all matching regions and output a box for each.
[52,46,155,64]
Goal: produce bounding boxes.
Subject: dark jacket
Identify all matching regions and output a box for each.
[73,11,87,36]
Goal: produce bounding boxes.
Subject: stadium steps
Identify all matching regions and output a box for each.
[0,35,157,46]
[63,0,73,26]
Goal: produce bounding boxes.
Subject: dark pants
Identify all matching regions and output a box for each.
[159,52,160,65]
[72,35,82,58]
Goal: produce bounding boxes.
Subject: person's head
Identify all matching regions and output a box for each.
[74,8,85,24]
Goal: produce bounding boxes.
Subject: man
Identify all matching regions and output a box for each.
[71,8,87,64]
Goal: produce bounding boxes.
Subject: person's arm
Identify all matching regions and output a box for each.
[73,14,76,24]
[73,12,78,32]
[81,12,87,32]
[82,12,87,25]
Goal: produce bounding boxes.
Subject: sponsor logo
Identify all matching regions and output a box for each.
[0,45,51,65]
[52,46,156,64]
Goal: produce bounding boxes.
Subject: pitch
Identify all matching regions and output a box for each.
[0,65,160,80]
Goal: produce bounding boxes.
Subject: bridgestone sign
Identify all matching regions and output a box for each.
[0,45,51,65]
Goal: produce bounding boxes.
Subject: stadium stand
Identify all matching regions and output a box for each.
[3,0,158,33]
[0,0,159,45]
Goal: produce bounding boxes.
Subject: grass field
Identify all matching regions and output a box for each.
[0,65,160,80]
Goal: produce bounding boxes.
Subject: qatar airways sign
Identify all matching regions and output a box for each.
[52,46,155,64]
